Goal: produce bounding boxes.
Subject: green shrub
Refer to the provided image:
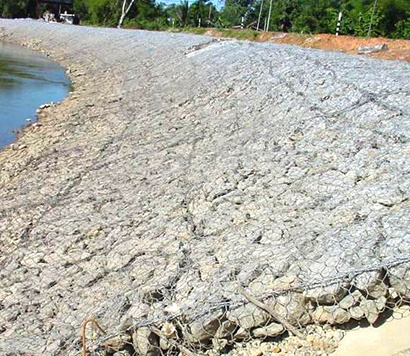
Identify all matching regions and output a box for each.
[392,17,410,38]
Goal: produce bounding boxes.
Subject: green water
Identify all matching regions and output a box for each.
[0,42,71,148]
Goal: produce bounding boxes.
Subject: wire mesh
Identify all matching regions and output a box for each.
[0,19,409,356]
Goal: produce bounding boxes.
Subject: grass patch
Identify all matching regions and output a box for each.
[218,28,260,41]
[168,27,209,35]
[168,27,262,41]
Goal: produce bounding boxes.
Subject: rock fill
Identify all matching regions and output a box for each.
[0,19,409,355]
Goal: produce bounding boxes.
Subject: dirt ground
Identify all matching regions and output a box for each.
[273,33,410,63]
[334,306,410,356]
[203,28,410,63]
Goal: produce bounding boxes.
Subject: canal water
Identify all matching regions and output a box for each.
[0,42,70,148]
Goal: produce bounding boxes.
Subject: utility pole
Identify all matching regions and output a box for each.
[256,0,264,31]
[335,11,342,36]
[367,0,378,37]
[266,0,273,32]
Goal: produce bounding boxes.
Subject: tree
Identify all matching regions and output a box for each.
[378,0,409,35]
[122,0,167,30]
[189,0,215,26]
[73,0,89,20]
[0,0,36,18]
[75,0,121,26]
[176,0,190,26]
[392,16,410,38]
[219,0,254,27]
[118,0,136,27]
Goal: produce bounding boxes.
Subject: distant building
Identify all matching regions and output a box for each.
[37,0,78,24]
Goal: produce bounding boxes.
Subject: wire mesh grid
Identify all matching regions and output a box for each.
[0,20,409,356]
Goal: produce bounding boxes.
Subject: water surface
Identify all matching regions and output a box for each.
[0,42,70,148]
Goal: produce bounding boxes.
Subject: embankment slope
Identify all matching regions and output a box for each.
[0,19,409,355]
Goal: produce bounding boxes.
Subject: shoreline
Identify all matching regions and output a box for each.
[0,31,80,177]
[0,19,409,355]
[0,33,75,152]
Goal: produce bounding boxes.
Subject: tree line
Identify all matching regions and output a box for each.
[1,0,409,38]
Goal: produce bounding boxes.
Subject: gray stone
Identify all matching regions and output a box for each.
[350,306,365,320]
[358,44,388,54]
[234,327,251,340]
[353,271,388,298]
[312,306,351,324]
[215,320,237,339]
[267,293,311,326]
[212,337,229,350]
[333,330,345,343]
[305,283,347,304]
[159,337,170,351]
[249,274,300,297]
[360,300,380,325]
[101,334,131,352]
[375,296,387,312]
[339,290,363,310]
[113,351,132,356]
[252,323,284,338]
[188,312,223,342]
[389,263,410,299]
[227,303,269,330]
[160,322,177,338]
[159,322,177,350]
[132,327,160,356]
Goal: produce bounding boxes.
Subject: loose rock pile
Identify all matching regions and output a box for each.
[0,20,409,355]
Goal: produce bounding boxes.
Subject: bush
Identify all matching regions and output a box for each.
[124,17,168,31]
[392,17,410,38]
